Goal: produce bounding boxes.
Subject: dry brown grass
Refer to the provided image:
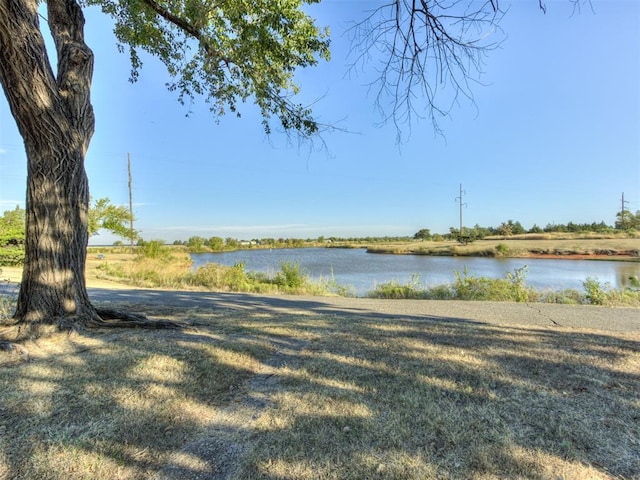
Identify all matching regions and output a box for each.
[369,237,640,259]
[0,301,639,479]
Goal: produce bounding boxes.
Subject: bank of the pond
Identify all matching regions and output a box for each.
[365,237,640,261]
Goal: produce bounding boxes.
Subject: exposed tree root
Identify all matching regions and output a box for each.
[1,307,185,361]
[92,308,186,329]
[50,307,187,331]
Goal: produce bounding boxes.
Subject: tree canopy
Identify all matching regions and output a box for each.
[88,197,138,241]
[89,0,331,135]
[0,206,25,248]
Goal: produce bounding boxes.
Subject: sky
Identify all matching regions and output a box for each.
[1,0,639,244]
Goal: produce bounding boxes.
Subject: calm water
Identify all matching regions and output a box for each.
[191,248,640,296]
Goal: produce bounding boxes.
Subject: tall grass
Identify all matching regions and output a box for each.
[96,246,193,289]
[369,267,640,306]
[97,252,336,296]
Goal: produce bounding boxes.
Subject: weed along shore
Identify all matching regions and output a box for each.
[44,236,640,307]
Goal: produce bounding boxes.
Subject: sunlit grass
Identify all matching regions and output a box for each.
[94,252,341,296]
[0,303,638,479]
[367,235,640,258]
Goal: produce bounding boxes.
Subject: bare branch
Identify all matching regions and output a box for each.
[347,0,505,141]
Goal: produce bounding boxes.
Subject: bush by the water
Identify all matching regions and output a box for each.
[98,253,332,295]
[369,267,535,302]
[368,266,640,306]
[582,276,640,306]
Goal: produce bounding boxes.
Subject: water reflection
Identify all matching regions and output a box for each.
[191,248,640,296]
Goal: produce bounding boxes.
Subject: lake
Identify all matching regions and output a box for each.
[191,248,640,296]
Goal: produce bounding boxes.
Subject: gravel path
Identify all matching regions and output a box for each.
[86,287,640,333]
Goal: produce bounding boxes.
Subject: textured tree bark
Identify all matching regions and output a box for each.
[0,0,175,335]
[0,0,97,330]
[0,0,181,336]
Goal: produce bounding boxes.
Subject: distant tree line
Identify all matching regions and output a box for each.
[167,235,417,253]
[414,211,640,243]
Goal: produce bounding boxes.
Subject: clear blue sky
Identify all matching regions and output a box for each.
[1,0,639,244]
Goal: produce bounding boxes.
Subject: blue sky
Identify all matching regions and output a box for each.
[1,0,639,243]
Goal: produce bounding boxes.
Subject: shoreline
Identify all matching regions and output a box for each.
[365,238,640,261]
[511,253,639,262]
[366,249,639,262]
[2,250,639,288]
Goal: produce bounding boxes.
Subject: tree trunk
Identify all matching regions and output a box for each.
[16,145,97,326]
[1,0,182,336]
[0,0,98,329]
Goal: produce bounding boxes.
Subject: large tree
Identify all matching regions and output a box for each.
[0,0,558,336]
[0,0,330,334]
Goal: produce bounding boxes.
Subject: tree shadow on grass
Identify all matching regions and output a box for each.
[0,292,638,479]
[221,305,639,479]
[0,312,275,479]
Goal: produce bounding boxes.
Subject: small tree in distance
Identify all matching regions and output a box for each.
[413,229,432,241]
[209,237,224,252]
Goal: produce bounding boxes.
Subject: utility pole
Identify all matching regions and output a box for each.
[128,153,134,254]
[620,192,629,230]
[455,184,467,237]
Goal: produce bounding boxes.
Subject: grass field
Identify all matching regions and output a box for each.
[366,236,640,259]
[0,300,638,479]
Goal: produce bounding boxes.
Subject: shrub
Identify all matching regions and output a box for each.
[137,240,170,259]
[189,263,226,289]
[582,277,608,305]
[424,284,454,300]
[369,275,426,299]
[506,265,529,302]
[581,277,640,307]
[223,262,251,291]
[452,266,535,302]
[495,243,509,256]
[274,261,307,290]
[538,289,582,304]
